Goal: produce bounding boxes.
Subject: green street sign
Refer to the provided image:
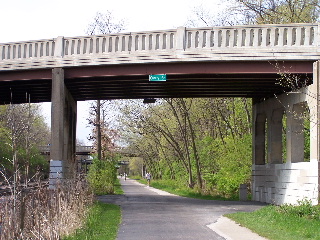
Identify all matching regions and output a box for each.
[149,74,167,81]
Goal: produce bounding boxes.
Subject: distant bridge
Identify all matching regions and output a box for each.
[39,145,138,157]
[39,145,94,156]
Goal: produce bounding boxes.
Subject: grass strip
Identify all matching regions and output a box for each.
[63,201,121,240]
[226,205,320,240]
[114,178,124,194]
[138,178,236,201]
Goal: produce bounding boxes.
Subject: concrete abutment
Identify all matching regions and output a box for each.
[252,61,320,205]
[49,68,77,187]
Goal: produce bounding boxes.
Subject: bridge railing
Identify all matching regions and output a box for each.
[0,39,56,60]
[185,24,316,49]
[63,30,177,55]
[0,23,318,62]
[39,145,94,154]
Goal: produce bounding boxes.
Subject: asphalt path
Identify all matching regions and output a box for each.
[98,178,266,240]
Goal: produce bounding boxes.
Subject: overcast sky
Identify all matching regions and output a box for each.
[0,0,223,144]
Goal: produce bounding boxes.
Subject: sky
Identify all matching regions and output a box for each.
[0,0,222,144]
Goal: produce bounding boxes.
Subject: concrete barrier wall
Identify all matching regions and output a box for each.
[252,160,319,204]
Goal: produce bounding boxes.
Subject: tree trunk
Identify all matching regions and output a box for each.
[96,100,102,160]
[181,99,203,189]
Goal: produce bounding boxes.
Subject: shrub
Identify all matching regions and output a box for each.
[212,134,252,197]
[87,158,117,195]
[278,199,320,219]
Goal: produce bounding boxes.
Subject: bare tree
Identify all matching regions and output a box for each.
[186,1,249,27]
[86,11,126,35]
[232,0,320,24]
[86,11,126,159]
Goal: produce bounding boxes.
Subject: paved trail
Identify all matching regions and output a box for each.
[98,178,266,240]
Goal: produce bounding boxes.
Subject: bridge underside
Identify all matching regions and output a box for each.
[0,61,313,104]
[0,60,318,205]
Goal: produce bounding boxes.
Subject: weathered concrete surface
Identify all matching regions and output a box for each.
[208,217,268,240]
[1,24,318,72]
[252,62,320,205]
[50,68,77,187]
[98,179,267,240]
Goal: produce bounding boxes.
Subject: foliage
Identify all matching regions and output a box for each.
[227,201,320,240]
[63,202,121,240]
[188,0,320,27]
[138,178,236,201]
[116,98,252,198]
[114,178,124,195]
[278,199,320,219]
[0,104,50,182]
[128,157,143,176]
[211,134,252,197]
[233,0,320,24]
[87,157,117,195]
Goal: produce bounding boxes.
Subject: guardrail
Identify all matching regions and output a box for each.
[0,23,317,61]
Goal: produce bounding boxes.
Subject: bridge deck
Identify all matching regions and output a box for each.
[0,23,317,103]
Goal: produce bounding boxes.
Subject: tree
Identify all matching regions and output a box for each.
[186,2,243,27]
[86,11,126,159]
[233,0,320,24]
[0,104,49,178]
[86,11,125,35]
[0,102,50,211]
[116,96,252,196]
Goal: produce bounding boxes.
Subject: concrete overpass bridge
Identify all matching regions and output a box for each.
[1,23,319,205]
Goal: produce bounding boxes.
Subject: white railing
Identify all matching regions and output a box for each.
[63,30,176,55]
[185,24,316,48]
[0,39,56,60]
[0,23,318,68]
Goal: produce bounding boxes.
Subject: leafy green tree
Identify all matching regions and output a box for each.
[128,157,143,176]
[116,97,253,197]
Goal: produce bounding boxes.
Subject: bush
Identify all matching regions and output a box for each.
[87,158,117,195]
[278,199,320,219]
[212,134,252,197]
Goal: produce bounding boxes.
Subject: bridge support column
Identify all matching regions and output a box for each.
[252,61,320,204]
[310,61,320,201]
[50,68,77,187]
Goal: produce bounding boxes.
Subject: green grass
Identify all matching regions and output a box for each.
[62,202,121,240]
[138,178,236,201]
[226,203,320,240]
[114,178,124,194]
